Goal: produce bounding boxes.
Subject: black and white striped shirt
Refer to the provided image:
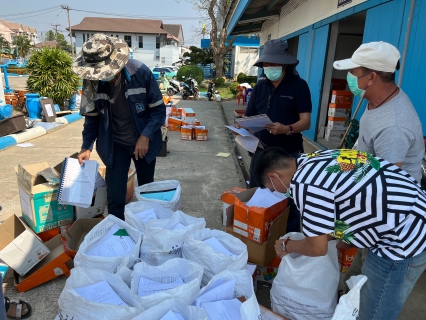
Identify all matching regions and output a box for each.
[291,149,426,260]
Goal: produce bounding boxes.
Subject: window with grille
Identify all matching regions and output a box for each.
[156,37,160,49]
[83,33,85,42]
[124,35,132,47]
[138,36,143,48]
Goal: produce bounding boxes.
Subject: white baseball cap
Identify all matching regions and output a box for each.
[333,41,400,73]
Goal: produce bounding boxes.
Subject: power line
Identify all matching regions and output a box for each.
[1,8,61,21]
[0,6,60,17]
[69,8,200,20]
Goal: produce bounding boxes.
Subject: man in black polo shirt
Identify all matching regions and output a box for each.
[245,39,312,232]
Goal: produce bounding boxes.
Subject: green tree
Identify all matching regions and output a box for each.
[26,47,80,105]
[45,30,56,41]
[44,30,71,51]
[183,46,214,66]
[12,35,33,58]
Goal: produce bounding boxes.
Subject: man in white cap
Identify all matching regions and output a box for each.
[333,41,424,294]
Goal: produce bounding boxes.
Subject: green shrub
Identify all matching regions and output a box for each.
[26,48,80,105]
[229,82,240,95]
[237,72,246,83]
[245,76,257,84]
[250,82,257,88]
[177,65,204,85]
[213,77,225,86]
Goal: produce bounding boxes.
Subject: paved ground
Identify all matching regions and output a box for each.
[0,96,424,319]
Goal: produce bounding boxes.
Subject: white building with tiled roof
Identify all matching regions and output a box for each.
[0,19,37,45]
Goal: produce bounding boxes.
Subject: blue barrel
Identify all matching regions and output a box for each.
[0,104,13,120]
[25,93,41,119]
[68,94,77,111]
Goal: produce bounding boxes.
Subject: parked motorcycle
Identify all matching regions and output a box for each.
[167,78,182,96]
[206,81,215,101]
[181,76,199,100]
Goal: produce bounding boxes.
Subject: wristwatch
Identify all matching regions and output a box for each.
[286,125,294,136]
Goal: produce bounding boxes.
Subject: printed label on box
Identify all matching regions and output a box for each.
[233,227,248,237]
[234,219,248,231]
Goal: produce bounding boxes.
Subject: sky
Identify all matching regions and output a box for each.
[0,0,204,46]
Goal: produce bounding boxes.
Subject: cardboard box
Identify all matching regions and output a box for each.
[37,227,60,242]
[338,247,358,272]
[74,185,107,219]
[61,218,102,258]
[16,162,74,233]
[328,103,351,118]
[254,257,281,284]
[182,120,201,126]
[325,127,346,141]
[181,107,196,122]
[194,126,209,141]
[168,117,182,131]
[0,215,50,276]
[331,90,353,105]
[327,116,348,131]
[171,107,182,117]
[233,188,289,243]
[221,187,246,226]
[181,125,193,140]
[260,305,287,320]
[225,207,289,267]
[14,235,72,292]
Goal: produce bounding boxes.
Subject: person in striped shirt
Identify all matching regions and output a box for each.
[253,147,426,320]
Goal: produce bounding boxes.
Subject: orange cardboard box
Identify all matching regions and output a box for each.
[331,90,353,105]
[182,108,196,123]
[171,107,182,117]
[221,187,246,226]
[37,227,60,242]
[194,126,208,141]
[182,120,200,126]
[168,117,182,131]
[233,188,289,243]
[13,235,71,292]
[181,125,193,140]
[338,247,358,272]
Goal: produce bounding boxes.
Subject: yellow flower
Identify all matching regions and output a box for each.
[358,155,368,164]
[334,230,344,239]
[337,150,358,164]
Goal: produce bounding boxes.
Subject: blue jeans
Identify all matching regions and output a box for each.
[359,249,426,319]
[106,142,156,220]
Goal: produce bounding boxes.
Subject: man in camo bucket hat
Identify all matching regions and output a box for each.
[73,34,166,220]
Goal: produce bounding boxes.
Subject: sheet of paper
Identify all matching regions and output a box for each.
[193,278,235,307]
[245,188,285,208]
[171,222,186,230]
[236,114,273,133]
[138,276,184,297]
[235,135,259,153]
[225,126,254,136]
[16,143,34,148]
[59,158,99,208]
[201,298,242,320]
[135,208,158,223]
[216,153,230,157]
[45,103,54,117]
[74,280,128,306]
[94,172,106,190]
[246,264,257,276]
[85,224,136,257]
[203,237,237,258]
[160,310,185,320]
[142,190,176,201]
[260,306,285,320]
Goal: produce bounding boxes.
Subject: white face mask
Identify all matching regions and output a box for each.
[269,173,292,198]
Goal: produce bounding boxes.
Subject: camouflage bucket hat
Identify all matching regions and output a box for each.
[72,33,130,80]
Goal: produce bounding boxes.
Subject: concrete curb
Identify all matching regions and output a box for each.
[0,112,83,152]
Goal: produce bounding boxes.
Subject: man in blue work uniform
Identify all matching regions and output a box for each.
[247,39,312,232]
[72,34,166,220]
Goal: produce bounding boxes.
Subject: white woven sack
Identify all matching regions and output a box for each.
[124,201,174,235]
[55,268,144,320]
[271,232,340,320]
[183,228,248,285]
[141,211,206,266]
[192,269,261,320]
[331,275,368,320]
[74,215,142,273]
[130,258,203,310]
[132,297,207,320]
[135,180,181,211]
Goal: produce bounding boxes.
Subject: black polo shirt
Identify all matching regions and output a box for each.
[245,70,312,153]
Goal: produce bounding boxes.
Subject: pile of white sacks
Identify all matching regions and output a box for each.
[55,182,260,320]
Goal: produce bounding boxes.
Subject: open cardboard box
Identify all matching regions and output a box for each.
[61,218,102,258]
[224,191,289,267]
[14,235,72,292]
[0,215,50,276]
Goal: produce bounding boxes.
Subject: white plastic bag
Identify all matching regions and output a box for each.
[74,215,142,274]
[271,232,340,320]
[135,180,181,211]
[141,211,205,265]
[132,298,207,320]
[183,228,248,285]
[331,275,368,320]
[193,269,261,320]
[55,268,144,320]
[124,201,174,235]
[116,256,142,287]
[130,258,203,310]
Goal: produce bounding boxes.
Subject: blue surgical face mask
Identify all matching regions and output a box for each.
[263,66,283,81]
[347,71,371,96]
[269,173,292,199]
[102,75,116,82]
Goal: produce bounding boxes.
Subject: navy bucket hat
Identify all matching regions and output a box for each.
[254,39,298,67]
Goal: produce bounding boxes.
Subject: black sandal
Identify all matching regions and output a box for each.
[4,297,32,319]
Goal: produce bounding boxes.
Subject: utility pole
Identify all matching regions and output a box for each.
[61,5,74,56]
[51,23,60,37]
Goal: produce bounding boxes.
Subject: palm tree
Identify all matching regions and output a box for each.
[12,35,33,58]
[0,34,9,56]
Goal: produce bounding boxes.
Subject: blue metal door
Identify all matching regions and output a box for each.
[296,32,311,80]
[305,25,330,140]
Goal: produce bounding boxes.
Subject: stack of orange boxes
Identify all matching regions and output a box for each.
[326,90,353,141]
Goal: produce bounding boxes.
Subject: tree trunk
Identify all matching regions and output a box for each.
[215,55,225,78]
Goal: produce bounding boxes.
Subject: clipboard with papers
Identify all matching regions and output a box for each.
[225,126,265,153]
[235,114,273,133]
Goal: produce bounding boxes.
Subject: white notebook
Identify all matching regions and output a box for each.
[58,158,99,208]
